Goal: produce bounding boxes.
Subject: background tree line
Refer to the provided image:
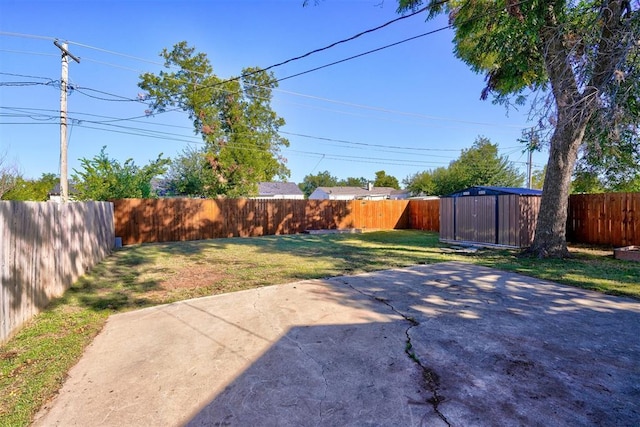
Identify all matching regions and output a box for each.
[3,131,636,201]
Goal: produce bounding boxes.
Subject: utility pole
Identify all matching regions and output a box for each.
[54,40,80,202]
[526,128,535,189]
[527,147,533,189]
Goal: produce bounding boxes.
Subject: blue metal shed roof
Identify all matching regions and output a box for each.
[444,186,543,197]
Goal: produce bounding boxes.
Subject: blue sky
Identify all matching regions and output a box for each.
[0,0,547,186]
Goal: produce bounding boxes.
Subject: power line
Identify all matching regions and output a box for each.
[269,86,529,129]
[0,106,527,156]
[0,49,57,57]
[0,31,56,41]
[0,118,529,169]
[251,4,432,75]
[276,26,451,82]
[280,131,461,152]
[0,72,53,80]
[283,148,449,168]
[81,57,145,73]
[1,67,529,129]
[72,86,145,102]
[0,106,530,166]
[0,81,51,87]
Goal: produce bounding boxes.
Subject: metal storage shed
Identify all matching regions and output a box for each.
[440,186,542,248]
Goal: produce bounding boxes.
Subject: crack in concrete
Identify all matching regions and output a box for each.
[343,281,451,426]
[253,290,329,422]
[282,334,329,421]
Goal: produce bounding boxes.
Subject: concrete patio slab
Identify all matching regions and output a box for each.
[33,262,640,426]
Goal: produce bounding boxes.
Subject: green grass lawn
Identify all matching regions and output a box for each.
[1,230,638,426]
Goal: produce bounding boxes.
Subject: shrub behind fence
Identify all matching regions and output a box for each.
[0,201,114,344]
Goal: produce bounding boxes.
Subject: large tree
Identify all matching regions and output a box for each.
[139,42,290,198]
[398,0,639,257]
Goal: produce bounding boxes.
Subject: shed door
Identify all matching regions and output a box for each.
[455,196,496,243]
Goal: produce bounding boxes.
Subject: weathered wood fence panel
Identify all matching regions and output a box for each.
[519,195,542,248]
[409,199,440,231]
[0,201,114,344]
[114,199,439,245]
[568,193,640,247]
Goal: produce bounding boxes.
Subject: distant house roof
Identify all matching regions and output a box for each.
[311,186,398,199]
[257,182,304,197]
[445,186,543,198]
[48,182,78,196]
[390,189,410,199]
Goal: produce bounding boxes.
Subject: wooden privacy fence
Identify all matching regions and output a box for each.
[114,194,639,247]
[0,201,114,344]
[567,193,640,247]
[113,198,440,245]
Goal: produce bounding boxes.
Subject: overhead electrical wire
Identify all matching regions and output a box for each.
[0,64,531,130]
[2,68,529,129]
[240,3,433,75]
[1,106,525,157]
[72,87,145,102]
[0,72,53,80]
[276,25,451,83]
[0,49,57,57]
[279,131,461,152]
[0,31,56,41]
[0,115,529,169]
[267,86,529,129]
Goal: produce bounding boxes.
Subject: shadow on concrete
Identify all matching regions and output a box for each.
[186,322,430,426]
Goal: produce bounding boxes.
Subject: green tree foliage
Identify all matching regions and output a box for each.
[339,176,368,187]
[373,170,400,189]
[72,147,170,201]
[571,168,607,193]
[160,146,212,197]
[531,165,547,191]
[397,0,639,257]
[572,137,640,192]
[448,137,524,192]
[2,173,58,201]
[139,42,290,198]
[403,137,524,196]
[299,170,338,198]
[403,170,436,196]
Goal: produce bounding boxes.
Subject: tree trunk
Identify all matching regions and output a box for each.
[529,121,586,258]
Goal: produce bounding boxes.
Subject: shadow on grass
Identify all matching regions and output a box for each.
[51,230,640,316]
